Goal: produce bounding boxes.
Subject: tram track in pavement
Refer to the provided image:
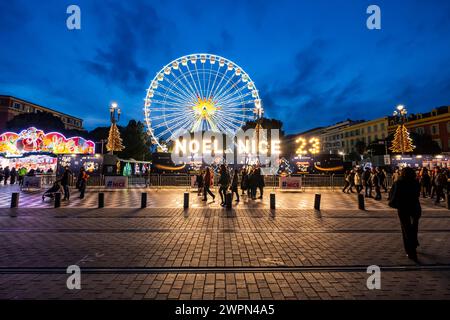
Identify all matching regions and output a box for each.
[1,264,450,274]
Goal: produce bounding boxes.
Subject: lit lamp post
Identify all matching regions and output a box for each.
[110,102,121,125]
[391,104,414,155]
[106,102,124,155]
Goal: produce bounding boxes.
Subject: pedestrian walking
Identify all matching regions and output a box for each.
[240,168,248,196]
[372,167,382,200]
[342,170,351,193]
[218,164,231,207]
[61,166,72,200]
[433,168,446,205]
[10,167,17,185]
[77,167,89,199]
[202,167,215,202]
[3,166,10,185]
[256,168,265,199]
[231,170,240,202]
[389,167,421,262]
[362,167,372,198]
[196,170,204,196]
[354,169,363,193]
[419,168,431,198]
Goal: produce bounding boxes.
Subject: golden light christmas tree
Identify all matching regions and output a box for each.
[106,102,124,154]
[390,124,415,153]
[106,123,124,153]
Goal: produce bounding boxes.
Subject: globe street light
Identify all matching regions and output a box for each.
[110,102,121,124]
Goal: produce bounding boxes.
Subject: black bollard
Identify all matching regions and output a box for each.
[98,193,104,208]
[141,192,147,208]
[10,192,19,208]
[54,192,61,208]
[314,193,321,210]
[226,192,232,210]
[358,193,365,210]
[184,192,189,209]
[270,193,276,210]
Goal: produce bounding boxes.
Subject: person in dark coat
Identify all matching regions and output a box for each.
[389,167,421,262]
[231,170,240,202]
[9,167,17,185]
[362,167,372,198]
[202,167,215,202]
[248,168,257,200]
[3,166,10,185]
[218,164,230,207]
[240,169,248,196]
[256,168,265,199]
[196,171,204,196]
[60,166,72,200]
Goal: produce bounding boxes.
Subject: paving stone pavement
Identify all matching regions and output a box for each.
[1,184,450,210]
[0,205,450,299]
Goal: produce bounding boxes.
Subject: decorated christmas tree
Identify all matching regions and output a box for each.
[106,123,124,153]
[390,124,415,153]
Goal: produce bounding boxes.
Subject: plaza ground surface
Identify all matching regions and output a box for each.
[0,185,449,299]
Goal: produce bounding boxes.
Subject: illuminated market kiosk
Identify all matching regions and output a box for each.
[0,127,98,187]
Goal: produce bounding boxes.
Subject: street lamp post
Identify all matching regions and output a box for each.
[393,104,408,156]
[109,102,121,155]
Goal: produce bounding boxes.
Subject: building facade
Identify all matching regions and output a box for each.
[0,95,84,131]
[388,106,450,153]
[342,117,389,154]
[321,120,362,154]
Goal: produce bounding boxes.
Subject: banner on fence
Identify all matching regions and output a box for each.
[279,176,302,189]
[105,176,128,189]
[23,176,42,189]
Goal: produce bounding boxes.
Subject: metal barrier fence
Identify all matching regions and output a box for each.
[19,173,393,190]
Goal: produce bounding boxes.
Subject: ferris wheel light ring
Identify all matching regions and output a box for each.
[143,53,263,150]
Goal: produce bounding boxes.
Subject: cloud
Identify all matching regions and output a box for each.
[80,1,170,94]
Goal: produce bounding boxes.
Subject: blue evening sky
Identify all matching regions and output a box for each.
[1,0,449,133]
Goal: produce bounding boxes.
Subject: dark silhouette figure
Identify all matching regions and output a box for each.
[202,167,215,202]
[61,166,72,200]
[231,170,240,202]
[218,165,230,207]
[389,167,421,262]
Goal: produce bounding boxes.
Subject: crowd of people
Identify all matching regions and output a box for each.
[343,165,450,205]
[0,166,53,186]
[195,165,265,206]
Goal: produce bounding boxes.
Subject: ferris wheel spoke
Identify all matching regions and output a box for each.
[149,110,194,121]
[208,63,225,97]
[161,75,198,103]
[210,68,230,99]
[185,64,202,98]
[161,116,196,140]
[193,63,205,99]
[204,61,214,100]
[214,77,243,103]
[211,72,235,101]
[151,99,195,109]
[156,82,196,105]
[175,66,200,102]
[219,101,256,112]
[216,86,252,106]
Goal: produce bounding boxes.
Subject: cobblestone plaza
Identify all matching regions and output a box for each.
[1,187,449,300]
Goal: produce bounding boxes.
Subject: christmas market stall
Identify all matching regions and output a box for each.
[0,127,95,189]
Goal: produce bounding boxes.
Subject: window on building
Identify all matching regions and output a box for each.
[367,126,371,133]
[373,125,378,132]
[13,102,21,109]
[416,127,425,134]
[434,139,442,148]
[431,125,439,135]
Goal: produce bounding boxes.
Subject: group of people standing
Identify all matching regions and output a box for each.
[414,167,448,205]
[195,165,265,206]
[0,166,32,186]
[42,166,90,201]
[343,167,388,200]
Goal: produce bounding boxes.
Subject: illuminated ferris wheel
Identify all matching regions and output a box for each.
[144,53,263,151]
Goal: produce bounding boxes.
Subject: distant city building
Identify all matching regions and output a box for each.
[320,120,362,154]
[0,95,84,131]
[388,106,450,152]
[342,117,389,154]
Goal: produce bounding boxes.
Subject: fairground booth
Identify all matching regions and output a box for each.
[0,127,100,188]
